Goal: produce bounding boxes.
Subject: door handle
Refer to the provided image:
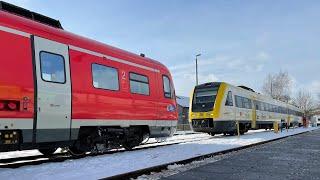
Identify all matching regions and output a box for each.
[50,104,60,107]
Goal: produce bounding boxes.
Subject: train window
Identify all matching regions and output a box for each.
[163,75,173,98]
[268,103,271,112]
[129,73,150,95]
[225,91,233,106]
[235,95,242,108]
[260,102,264,111]
[193,86,219,105]
[40,51,66,83]
[254,101,261,110]
[243,98,249,109]
[92,64,119,91]
[243,98,252,109]
[235,96,252,109]
[248,99,253,109]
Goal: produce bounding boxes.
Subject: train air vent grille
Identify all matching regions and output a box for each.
[0,1,63,29]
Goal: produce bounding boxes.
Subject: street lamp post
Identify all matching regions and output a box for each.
[195,54,201,85]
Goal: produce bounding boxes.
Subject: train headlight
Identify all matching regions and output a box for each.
[8,102,17,110]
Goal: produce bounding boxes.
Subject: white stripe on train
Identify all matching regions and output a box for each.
[0,118,177,129]
[0,25,160,73]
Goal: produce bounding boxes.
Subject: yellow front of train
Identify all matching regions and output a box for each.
[189,82,228,134]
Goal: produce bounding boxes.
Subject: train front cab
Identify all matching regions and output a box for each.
[189,82,239,134]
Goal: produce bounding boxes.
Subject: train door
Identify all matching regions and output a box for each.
[33,36,71,143]
[252,100,257,129]
[224,91,236,120]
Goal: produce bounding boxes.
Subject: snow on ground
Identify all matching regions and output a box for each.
[0,127,317,180]
[0,132,209,160]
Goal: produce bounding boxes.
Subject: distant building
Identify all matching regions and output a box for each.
[176,96,191,130]
[311,115,320,126]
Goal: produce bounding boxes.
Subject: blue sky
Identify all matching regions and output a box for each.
[7,0,320,97]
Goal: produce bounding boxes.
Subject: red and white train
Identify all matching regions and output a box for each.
[0,2,177,155]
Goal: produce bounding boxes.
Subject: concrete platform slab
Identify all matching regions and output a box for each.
[163,129,320,180]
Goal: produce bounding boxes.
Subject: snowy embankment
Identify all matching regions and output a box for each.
[0,132,208,160]
[0,127,318,180]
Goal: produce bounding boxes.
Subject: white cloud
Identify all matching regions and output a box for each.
[171,52,269,96]
[173,72,219,96]
[309,81,320,95]
[256,51,270,61]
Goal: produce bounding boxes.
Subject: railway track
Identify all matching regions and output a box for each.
[0,134,215,168]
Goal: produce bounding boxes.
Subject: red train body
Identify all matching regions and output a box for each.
[0,2,177,153]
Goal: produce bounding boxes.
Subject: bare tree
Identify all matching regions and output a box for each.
[293,90,316,116]
[262,71,292,102]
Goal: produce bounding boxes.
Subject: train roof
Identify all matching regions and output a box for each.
[0,1,63,29]
[197,82,302,111]
[227,82,302,110]
[0,3,169,73]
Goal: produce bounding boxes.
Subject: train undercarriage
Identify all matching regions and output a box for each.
[0,126,151,156]
[69,126,150,155]
[191,119,301,136]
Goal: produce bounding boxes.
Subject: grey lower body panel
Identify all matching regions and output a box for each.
[149,126,176,138]
[192,120,238,134]
[0,125,176,152]
[191,119,276,134]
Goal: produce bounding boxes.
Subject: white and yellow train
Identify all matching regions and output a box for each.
[189,82,303,135]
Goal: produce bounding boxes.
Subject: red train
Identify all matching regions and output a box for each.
[0,2,177,155]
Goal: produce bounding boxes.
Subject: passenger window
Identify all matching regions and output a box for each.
[225,91,233,106]
[130,73,150,95]
[247,99,252,109]
[235,95,241,108]
[92,64,119,91]
[243,98,250,109]
[40,51,65,83]
[255,101,261,110]
[163,75,172,98]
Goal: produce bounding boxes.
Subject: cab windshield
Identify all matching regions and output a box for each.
[192,83,221,112]
[194,88,218,104]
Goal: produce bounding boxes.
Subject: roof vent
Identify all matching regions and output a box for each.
[140,53,145,57]
[0,1,63,29]
[238,85,255,92]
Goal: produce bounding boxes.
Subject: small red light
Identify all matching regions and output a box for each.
[0,102,4,110]
[8,102,17,110]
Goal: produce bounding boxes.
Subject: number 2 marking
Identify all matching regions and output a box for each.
[122,71,126,80]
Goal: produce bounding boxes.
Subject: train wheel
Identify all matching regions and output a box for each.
[229,132,236,136]
[38,148,57,156]
[68,146,86,156]
[122,142,136,151]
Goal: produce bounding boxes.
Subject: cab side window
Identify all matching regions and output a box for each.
[225,91,233,106]
[163,75,173,99]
